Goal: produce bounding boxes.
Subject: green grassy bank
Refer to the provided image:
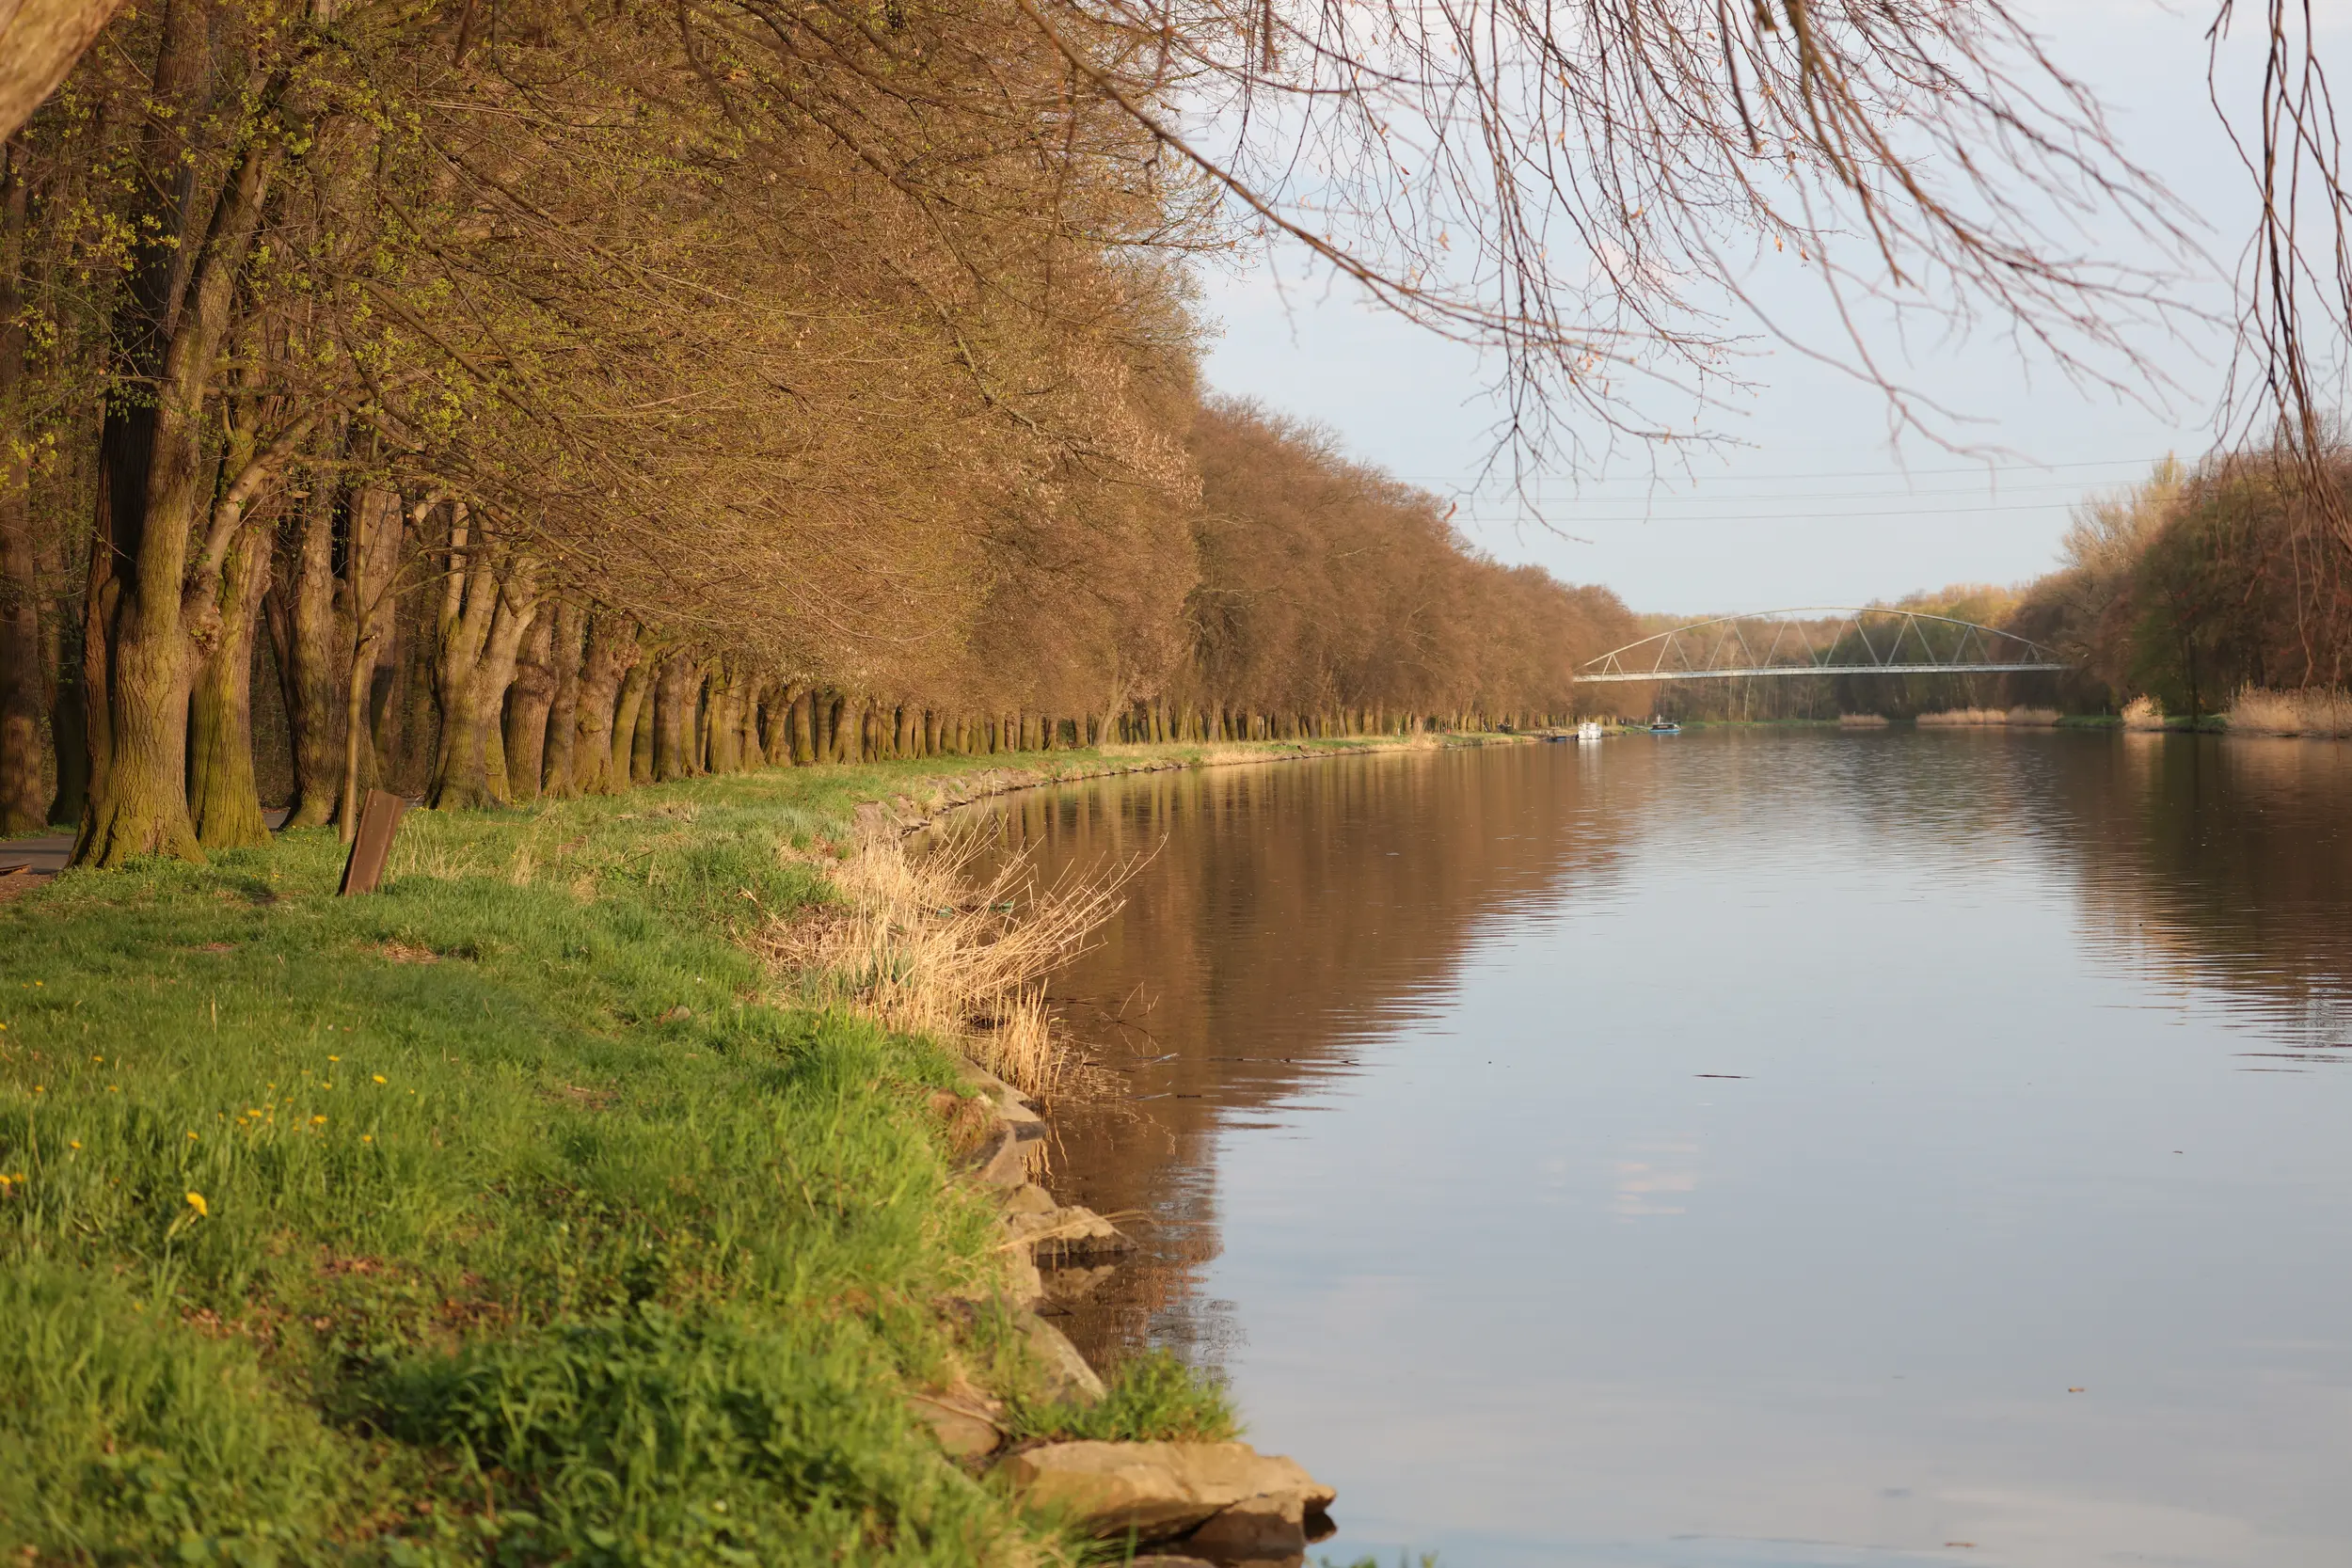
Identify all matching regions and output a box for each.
[0,741,1415,1566]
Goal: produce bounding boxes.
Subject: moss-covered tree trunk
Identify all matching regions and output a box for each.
[502,611,555,802]
[824,694,852,763]
[628,672,656,783]
[187,518,270,849]
[572,612,636,796]
[811,689,834,761]
[653,651,697,782]
[604,658,647,792]
[705,662,743,774]
[74,30,292,867]
[788,686,814,764]
[427,507,538,810]
[539,597,585,798]
[738,675,761,768]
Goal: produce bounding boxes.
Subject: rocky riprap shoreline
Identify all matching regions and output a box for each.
[918,1060,1339,1567]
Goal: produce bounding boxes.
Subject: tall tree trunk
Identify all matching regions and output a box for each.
[743,674,765,767]
[278,442,344,826]
[653,651,696,782]
[539,596,585,798]
[609,651,652,790]
[704,664,744,773]
[75,23,291,867]
[427,504,537,810]
[389,578,436,794]
[834,697,858,763]
[502,610,555,802]
[571,610,635,795]
[788,686,814,764]
[629,675,655,783]
[187,515,269,848]
[0,138,45,834]
[687,662,710,775]
[336,485,399,835]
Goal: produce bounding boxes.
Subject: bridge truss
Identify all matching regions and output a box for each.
[1578,607,2067,684]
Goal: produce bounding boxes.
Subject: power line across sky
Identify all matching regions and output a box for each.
[1461,499,2100,525]
[1390,454,2171,485]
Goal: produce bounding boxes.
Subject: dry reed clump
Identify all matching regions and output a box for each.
[2121,695,2167,731]
[762,831,1129,1094]
[1916,705,2063,727]
[2224,686,2352,737]
[1837,713,1890,727]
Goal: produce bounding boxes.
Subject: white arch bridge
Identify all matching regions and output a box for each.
[1578,608,2067,684]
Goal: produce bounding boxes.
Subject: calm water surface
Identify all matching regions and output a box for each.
[984,730,2352,1568]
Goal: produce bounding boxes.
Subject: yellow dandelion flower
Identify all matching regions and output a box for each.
[106,1085,119,1093]
[185,1132,198,1141]
[69,1141,81,1150]
[361,1134,373,1144]
[328,1055,340,1063]
[310,1116,326,1125]
[373,1074,386,1084]
[31,1085,40,1093]
[184,1191,208,1217]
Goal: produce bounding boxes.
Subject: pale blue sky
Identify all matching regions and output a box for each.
[1196,0,2275,614]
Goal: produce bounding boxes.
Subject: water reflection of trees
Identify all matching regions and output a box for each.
[983,734,2352,1368]
[982,746,1628,1366]
[2048,734,2352,1052]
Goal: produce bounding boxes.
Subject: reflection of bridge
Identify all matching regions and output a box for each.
[1579,608,2068,684]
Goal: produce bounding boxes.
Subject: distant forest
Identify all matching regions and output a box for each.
[1645,448,2352,724]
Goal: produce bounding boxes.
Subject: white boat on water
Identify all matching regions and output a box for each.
[1577,720,1605,741]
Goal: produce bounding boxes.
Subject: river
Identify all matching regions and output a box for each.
[980,729,2352,1568]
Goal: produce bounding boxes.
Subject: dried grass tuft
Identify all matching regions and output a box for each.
[2224,686,2352,737]
[762,829,1130,1093]
[1917,705,2062,727]
[1837,712,1890,727]
[2122,694,2167,731]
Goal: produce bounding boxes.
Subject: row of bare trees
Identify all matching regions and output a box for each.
[2009,450,2352,716]
[16,0,2348,865]
[0,0,1650,864]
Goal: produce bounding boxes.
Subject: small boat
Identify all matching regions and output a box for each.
[1577,720,1605,742]
[1648,719,1681,734]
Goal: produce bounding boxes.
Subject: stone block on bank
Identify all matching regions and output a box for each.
[995,1440,1333,1541]
[1020,1313,1106,1404]
[905,1388,1006,1459]
[1005,1201,1132,1266]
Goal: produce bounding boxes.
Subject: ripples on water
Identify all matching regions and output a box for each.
[983,731,2352,1568]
